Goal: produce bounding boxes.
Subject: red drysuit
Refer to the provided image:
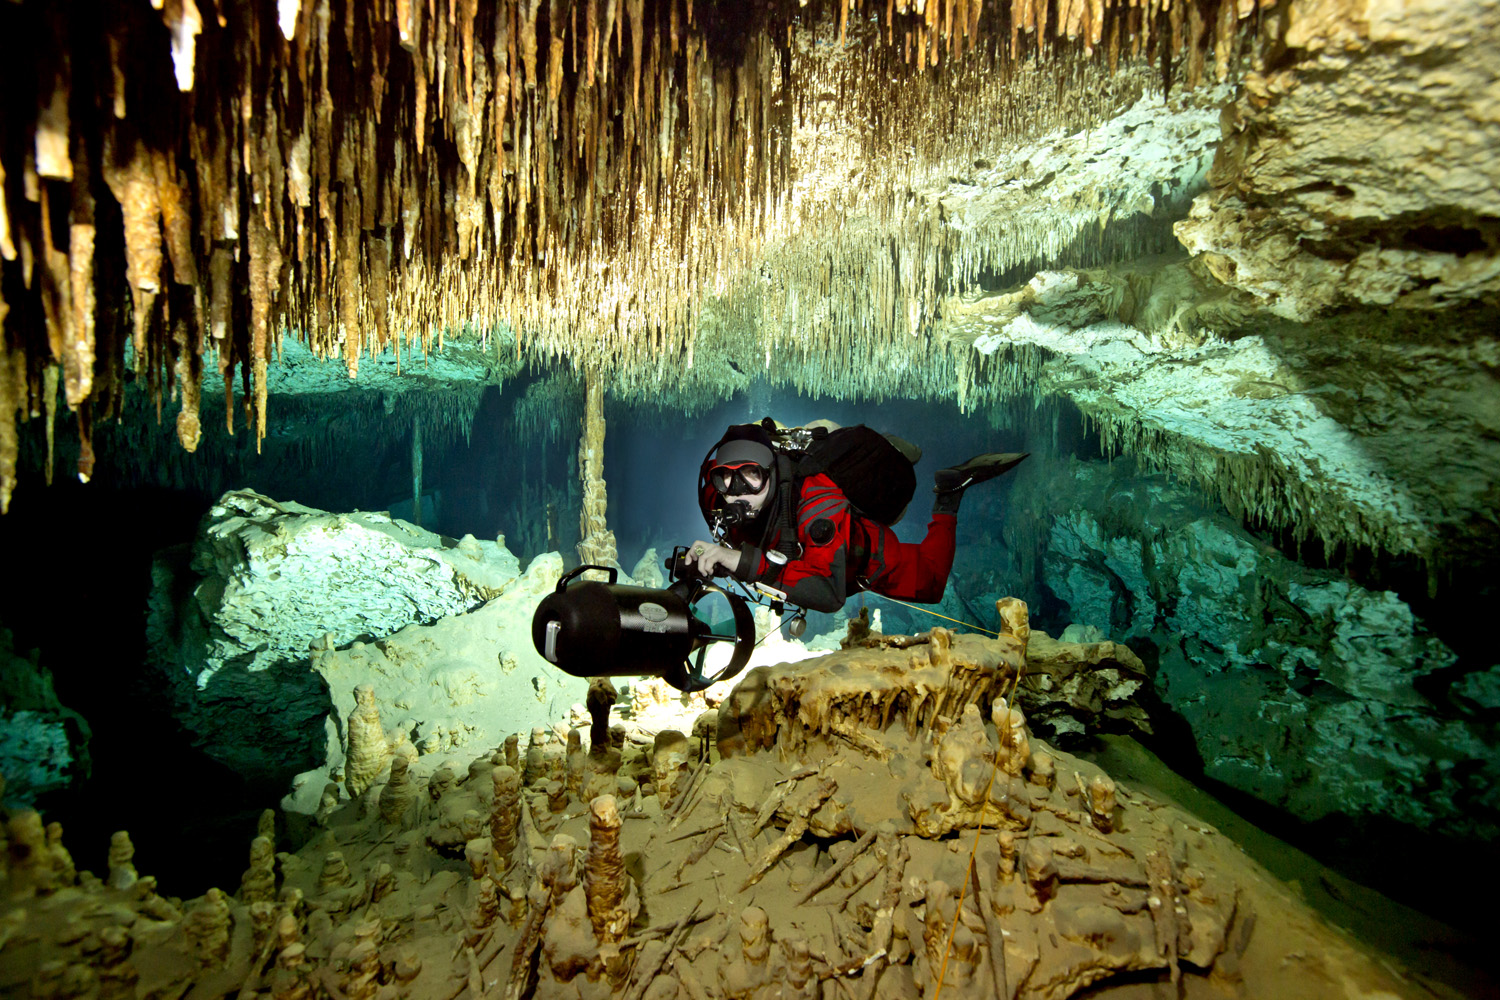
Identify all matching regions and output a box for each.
[718,472,957,613]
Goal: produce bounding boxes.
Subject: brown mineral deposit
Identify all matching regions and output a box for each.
[490,764,522,872]
[106,829,137,891]
[583,795,636,944]
[651,729,692,808]
[377,754,417,824]
[240,835,277,903]
[344,684,390,799]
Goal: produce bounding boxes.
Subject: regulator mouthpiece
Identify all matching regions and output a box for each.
[531,561,755,693]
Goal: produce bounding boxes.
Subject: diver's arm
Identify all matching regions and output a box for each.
[728,542,765,583]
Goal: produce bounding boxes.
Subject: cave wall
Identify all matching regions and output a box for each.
[996,455,1497,845]
[1176,0,1500,320]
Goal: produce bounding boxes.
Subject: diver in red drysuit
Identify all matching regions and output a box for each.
[687,435,1026,614]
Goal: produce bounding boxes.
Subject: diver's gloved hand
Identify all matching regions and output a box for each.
[687,539,741,578]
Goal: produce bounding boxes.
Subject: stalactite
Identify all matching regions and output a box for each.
[0,0,1268,512]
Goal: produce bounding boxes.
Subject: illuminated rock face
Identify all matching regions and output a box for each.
[1000,458,1496,841]
[1175,0,1500,320]
[143,489,553,783]
[0,630,87,806]
[149,490,517,687]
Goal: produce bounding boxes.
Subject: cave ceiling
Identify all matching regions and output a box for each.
[1,0,1497,573]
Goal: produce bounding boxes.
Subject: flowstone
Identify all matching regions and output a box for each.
[0,604,1439,1000]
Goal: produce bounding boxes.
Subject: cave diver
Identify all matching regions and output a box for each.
[532,418,1026,693]
[685,418,1028,616]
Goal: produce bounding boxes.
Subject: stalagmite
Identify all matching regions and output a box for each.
[240,835,277,902]
[587,678,617,757]
[378,755,417,824]
[490,764,523,872]
[719,907,773,998]
[1088,773,1118,832]
[106,830,138,890]
[44,823,75,887]
[996,596,1031,655]
[575,370,617,568]
[344,684,390,799]
[183,887,232,964]
[7,812,54,896]
[524,726,548,785]
[318,851,352,893]
[582,795,636,945]
[651,730,691,807]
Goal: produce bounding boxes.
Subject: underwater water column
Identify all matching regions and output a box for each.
[411,413,423,528]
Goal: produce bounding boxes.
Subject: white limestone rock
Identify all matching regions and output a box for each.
[146,490,531,783]
[184,490,519,686]
[0,630,88,805]
[284,551,589,815]
[1174,0,1500,320]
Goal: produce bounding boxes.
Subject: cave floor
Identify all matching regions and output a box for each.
[1078,736,1492,1000]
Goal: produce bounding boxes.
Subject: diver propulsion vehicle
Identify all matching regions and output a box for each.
[531,547,757,693]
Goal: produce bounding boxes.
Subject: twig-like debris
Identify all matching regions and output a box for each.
[464,945,484,999]
[822,859,882,908]
[773,763,823,786]
[621,901,700,1000]
[666,822,722,844]
[1074,771,1093,825]
[795,826,878,906]
[669,827,723,884]
[665,761,711,830]
[618,908,714,948]
[1146,847,1182,986]
[741,778,838,890]
[233,935,281,1000]
[972,861,1009,1000]
[750,780,797,838]
[722,795,750,859]
[672,956,713,1000]
[357,830,395,862]
[442,938,508,1000]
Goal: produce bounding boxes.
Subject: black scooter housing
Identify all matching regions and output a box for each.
[531,563,754,693]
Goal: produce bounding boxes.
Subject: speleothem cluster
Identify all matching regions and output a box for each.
[0,0,1278,512]
[0,596,1426,999]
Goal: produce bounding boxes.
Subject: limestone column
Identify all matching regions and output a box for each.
[575,371,618,568]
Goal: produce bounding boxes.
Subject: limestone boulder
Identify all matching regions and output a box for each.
[146,490,578,788]
[0,630,89,806]
[1022,630,1151,739]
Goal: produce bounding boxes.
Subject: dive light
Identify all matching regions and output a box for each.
[530,550,756,693]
